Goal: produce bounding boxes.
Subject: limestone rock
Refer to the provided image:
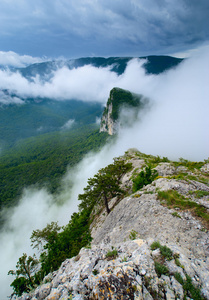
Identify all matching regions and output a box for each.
[100,87,146,135]
[18,238,208,300]
[154,163,176,176]
[16,150,209,299]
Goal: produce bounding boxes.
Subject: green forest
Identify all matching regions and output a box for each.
[0,125,109,216]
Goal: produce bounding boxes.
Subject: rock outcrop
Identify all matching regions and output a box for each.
[18,239,209,299]
[100,88,146,135]
[17,150,209,299]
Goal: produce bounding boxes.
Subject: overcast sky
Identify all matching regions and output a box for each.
[0,0,209,59]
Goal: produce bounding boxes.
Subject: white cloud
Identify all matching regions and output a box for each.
[114,50,209,161]
[0,91,24,105]
[0,64,118,104]
[61,119,75,130]
[95,116,101,125]
[0,51,44,68]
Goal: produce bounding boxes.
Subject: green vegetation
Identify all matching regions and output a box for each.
[129,229,138,240]
[188,190,209,198]
[78,158,132,214]
[157,190,209,228]
[121,256,128,262]
[154,261,169,277]
[0,126,109,212]
[159,245,173,261]
[92,269,99,275]
[150,241,161,251]
[104,87,145,121]
[0,99,103,144]
[171,211,181,218]
[9,209,92,296]
[105,248,118,259]
[174,158,204,171]
[151,242,204,298]
[8,157,130,296]
[174,273,204,300]
[148,155,170,166]
[174,254,184,269]
[132,166,158,192]
[150,241,173,261]
[8,253,39,296]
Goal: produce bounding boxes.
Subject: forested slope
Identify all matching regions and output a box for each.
[0,126,108,212]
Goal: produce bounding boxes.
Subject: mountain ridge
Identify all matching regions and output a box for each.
[16,55,183,79]
[14,149,209,300]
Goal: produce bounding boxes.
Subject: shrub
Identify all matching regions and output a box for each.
[160,245,173,261]
[154,262,169,277]
[171,212,181,218]
[129,229,138,240]
[174,273,204,300]
[150,241,173,260]
[92,269,99,275]
[132,166,158,192]
[174,272,184,285]
[174,256,184,269]
[106,249,118,259]
[183,275,203,300]
[121,256,127,262]
[150,241,161,250]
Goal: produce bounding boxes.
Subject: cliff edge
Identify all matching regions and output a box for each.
[17,150,209,300]
[100,88,147,135]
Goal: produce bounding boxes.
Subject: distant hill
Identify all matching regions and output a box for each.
[0,99,103,145]
[17,55,183,78]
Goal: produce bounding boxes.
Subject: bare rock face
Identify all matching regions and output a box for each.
[100,101,118,135]
[92,191,209,258]
[17,150,209,300]
[18,239,209,300]
[100,88,146,135]
[154,162,176,176]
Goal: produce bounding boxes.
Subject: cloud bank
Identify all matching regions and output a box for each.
[0,51,45,68]
[0,90,24,105]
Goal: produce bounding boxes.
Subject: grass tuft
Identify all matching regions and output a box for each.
[157,190,209,228]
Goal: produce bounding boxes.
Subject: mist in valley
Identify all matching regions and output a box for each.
[0,49,209,298]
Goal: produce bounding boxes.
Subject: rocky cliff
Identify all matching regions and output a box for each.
[100,88,146,135]
[17,150,209,300]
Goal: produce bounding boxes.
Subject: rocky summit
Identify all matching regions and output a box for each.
[17,149,209,299]
[100,88,147,135]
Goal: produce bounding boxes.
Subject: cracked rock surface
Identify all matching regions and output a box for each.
[17,150,209,299]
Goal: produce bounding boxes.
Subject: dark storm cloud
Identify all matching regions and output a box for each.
[0,0,208,57]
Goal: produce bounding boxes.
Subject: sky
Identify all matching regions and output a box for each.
[0,0,209,60]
